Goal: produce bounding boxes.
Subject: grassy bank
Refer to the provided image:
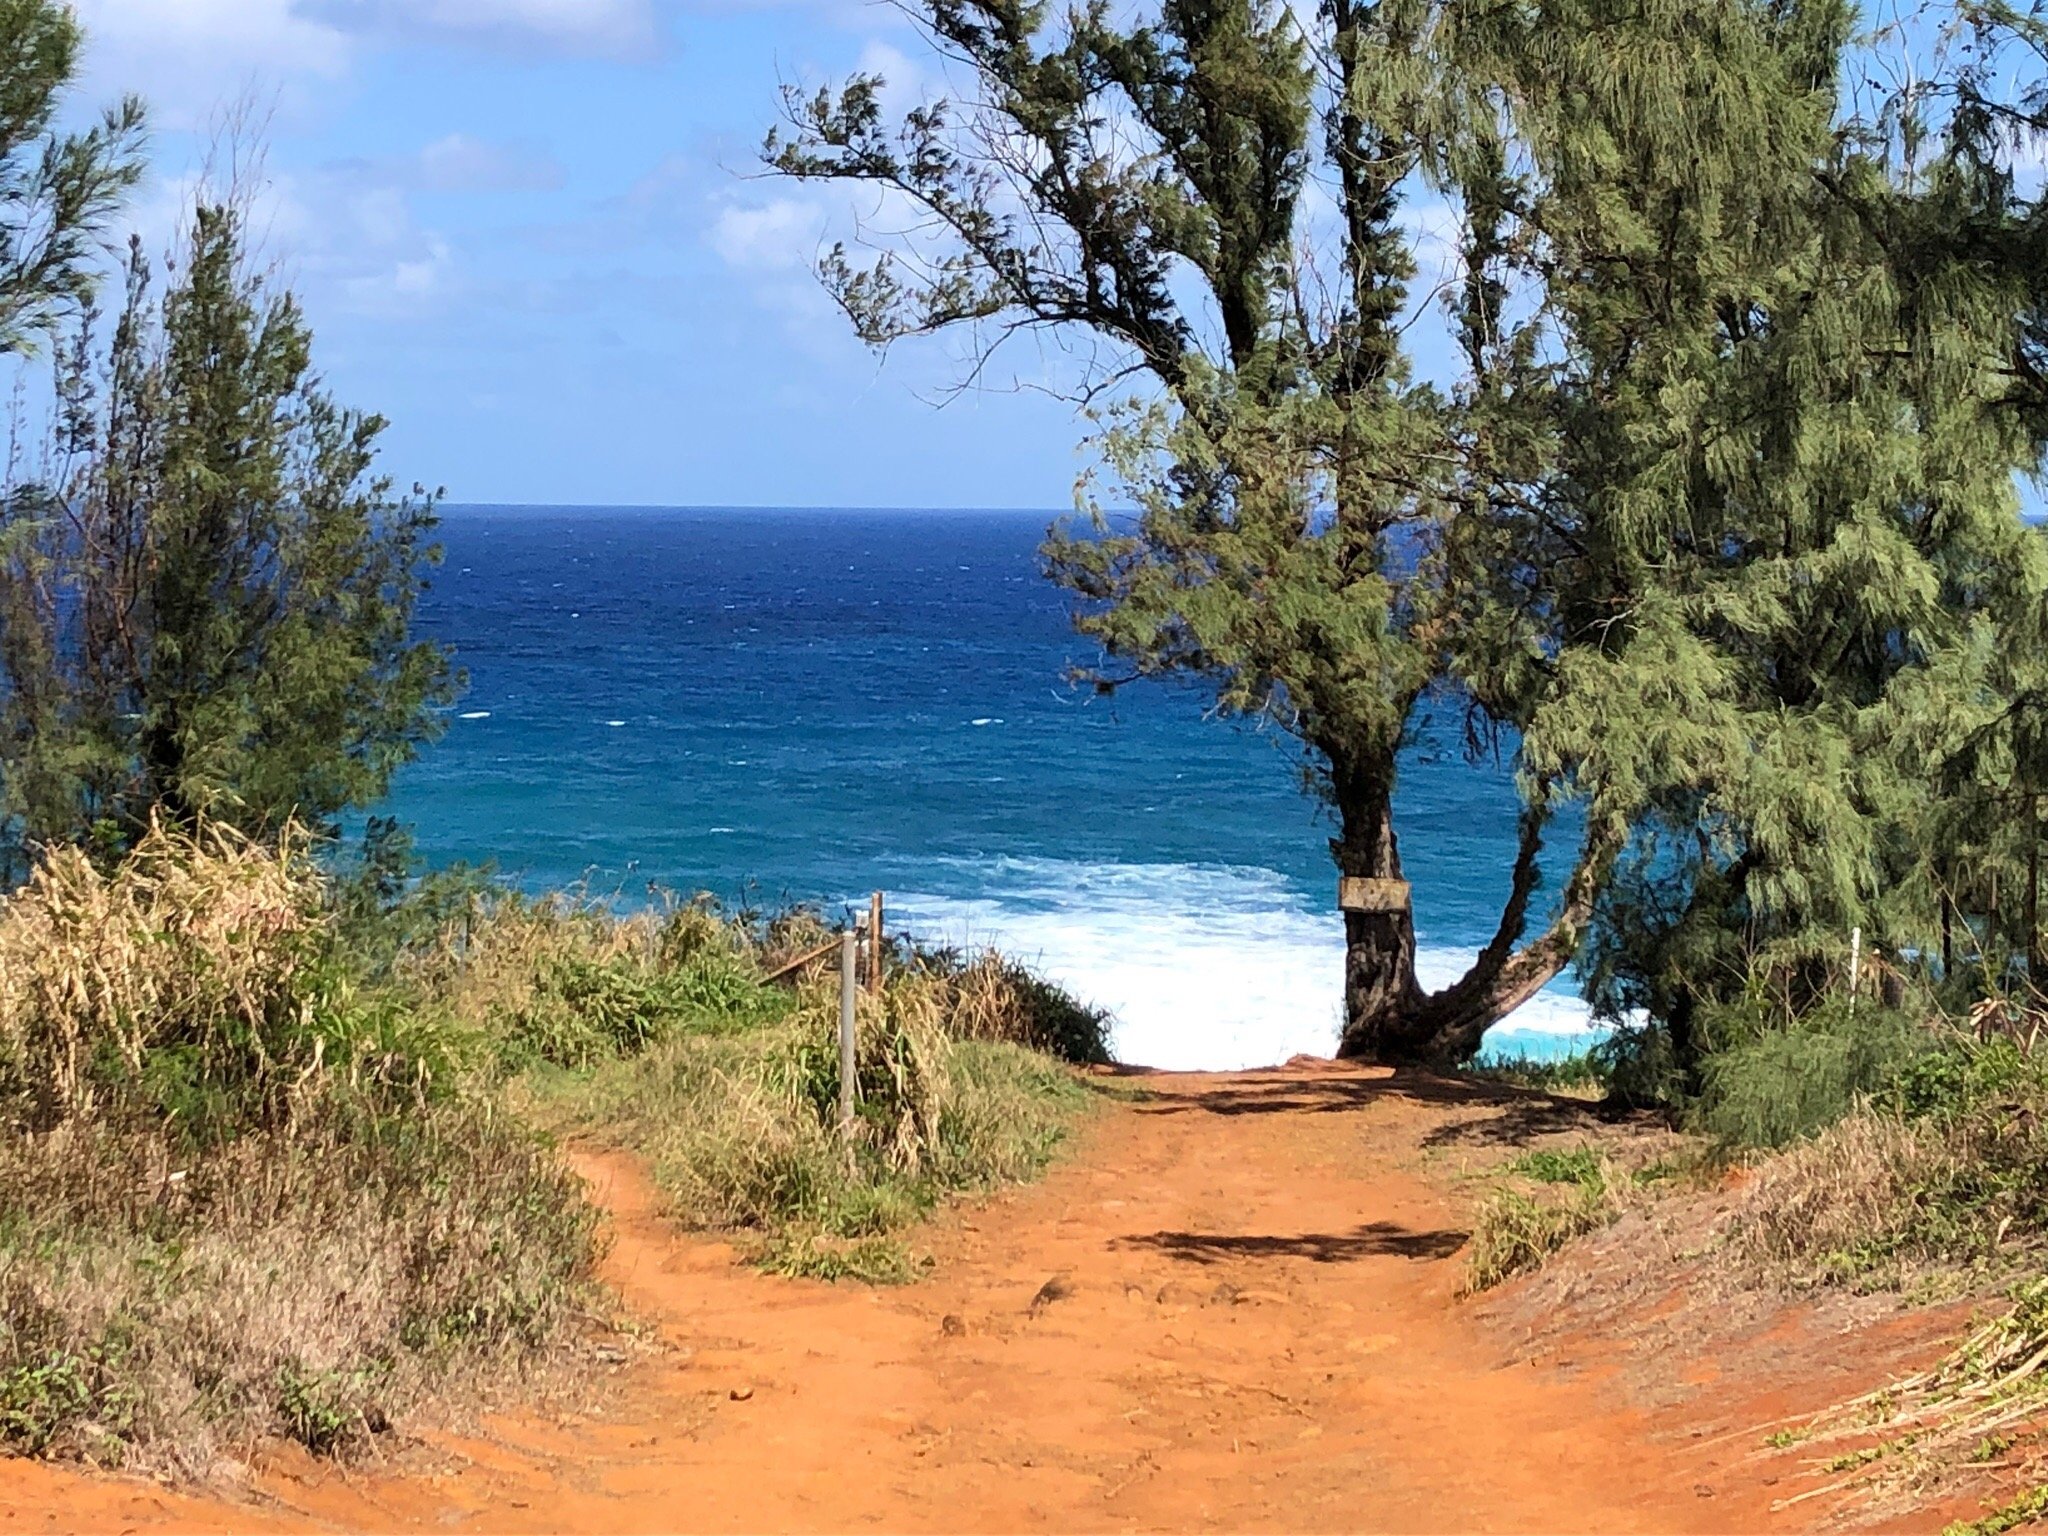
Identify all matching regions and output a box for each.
[1453,1005,2048,1520]
[0,825,1103,1471]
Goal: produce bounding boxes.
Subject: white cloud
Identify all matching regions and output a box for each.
[75,0,350,73]
[72,0,352,123]
[134,162,462,322]
[72,0,664,122]
[852,39,929,117]
[415,133,566,194]
[305,0,662,60]
[709,197,826,273]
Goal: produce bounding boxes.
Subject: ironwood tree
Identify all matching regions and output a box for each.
[1561,0,2048,1070]
[0,204,456,871]
[768,0,2046,1062]
[0,0,142,352]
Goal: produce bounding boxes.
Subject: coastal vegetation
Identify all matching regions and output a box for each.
[0,197,455,878]
[0,822,1104,1468]
[0,10,1105,1470]
[14,0,2048,1519]
[769,0,2048,1078]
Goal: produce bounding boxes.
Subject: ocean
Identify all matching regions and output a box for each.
[378,505,1606,1069]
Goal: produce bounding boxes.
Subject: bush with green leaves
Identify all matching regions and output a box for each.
[1730,1034,2048,1284]
[1693,1000,1936,1151]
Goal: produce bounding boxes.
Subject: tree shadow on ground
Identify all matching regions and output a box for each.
[1112,1067,1578,1123]
[1116,1222,1470,1265]
[1415,1094,1646,1152]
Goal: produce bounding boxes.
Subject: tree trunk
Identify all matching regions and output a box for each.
[1327,758,1423,1058]
[1333,766,1614,1066]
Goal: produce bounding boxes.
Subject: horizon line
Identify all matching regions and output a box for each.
[435,500,1087,514]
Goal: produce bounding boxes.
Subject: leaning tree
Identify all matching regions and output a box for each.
[768,0,1899,1061]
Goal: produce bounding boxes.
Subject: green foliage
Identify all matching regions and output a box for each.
[1729,1036,2048,1284]
[502,953,765,1068]
[1946,1488,2048,1536]
[0,1354,104,1458]
[1509,1145,1604,1185]
[1463,1140,1627,1292]
[1461,1051,1610,1095]
[0,204,455,872]
[276,1362,386,1456]
[757,1230,926,1285]
[0,1,143,351]
[1695,1002,1935,1150]
[905,948,1113,1065]
[546,987,1086,1280]
[767,0,2048,1071]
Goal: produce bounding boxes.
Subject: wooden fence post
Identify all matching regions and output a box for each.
[839,927,858,1137]
[869,890,885,995]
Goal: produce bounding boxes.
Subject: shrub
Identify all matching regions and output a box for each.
[1463,1182,1617,1293]
[0,825,600,1470]
[404,891,788,1068]
[905,949,1113,1065]
[0,1095,597,1469]
[552,967,1086,1279]
[1587,1022,1687,1109]
[1727,1036,2048,1283]
[0,819,322,1131]
[1694,1000,1934,1150]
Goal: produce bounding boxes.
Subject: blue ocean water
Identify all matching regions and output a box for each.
[379,505,1603,1068]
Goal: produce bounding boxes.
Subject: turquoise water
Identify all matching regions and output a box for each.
[378,505,1604,1067]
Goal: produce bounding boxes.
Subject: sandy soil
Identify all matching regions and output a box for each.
[0,1061,1985,1533]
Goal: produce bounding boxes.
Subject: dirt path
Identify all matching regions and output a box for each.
[3,1063,1842,1533]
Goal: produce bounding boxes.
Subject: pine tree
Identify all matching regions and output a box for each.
[0,206,456,870]
[1561,1,2048,1054]
[0,0,142,352]
[768,0,1924,1061]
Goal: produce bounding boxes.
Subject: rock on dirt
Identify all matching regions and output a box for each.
[1027,1274,1075,1314]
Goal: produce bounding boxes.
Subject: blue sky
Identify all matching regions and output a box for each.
[66,0,1090,507]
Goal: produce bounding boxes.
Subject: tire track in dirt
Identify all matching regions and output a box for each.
[2,1061,1815,1533]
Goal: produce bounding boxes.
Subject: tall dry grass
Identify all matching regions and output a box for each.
[551,965,1088,1282]
[0,825,599,1471]
[0,819,319,1128]
[0,824,1102,1464]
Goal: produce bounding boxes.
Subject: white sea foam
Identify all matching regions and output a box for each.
[890,857,1606,1071]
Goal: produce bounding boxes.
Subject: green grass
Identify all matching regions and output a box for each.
[1728,1036,2048,1286]
[1462,1146,1625,1294]
[1508,1145,1606,1185]
[1945,1485,2048,1536]
[0,819,1098,1473]
[1461,1051,1610,1096]
[538,991,1088,1282]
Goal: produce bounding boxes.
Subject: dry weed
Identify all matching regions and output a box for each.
[1727,1113,1928,1279]
[0,818,318,1125]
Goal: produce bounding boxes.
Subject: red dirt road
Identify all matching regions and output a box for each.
[0,1064,1895,1533]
